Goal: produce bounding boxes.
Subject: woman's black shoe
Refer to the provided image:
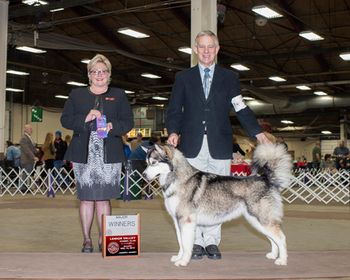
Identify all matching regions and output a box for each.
[81,240,93,253]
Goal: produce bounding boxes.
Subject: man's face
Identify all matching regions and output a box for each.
[194,35,220,67]
[24,125,32,135]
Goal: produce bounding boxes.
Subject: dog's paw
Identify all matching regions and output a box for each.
[174,259,189,267]
[274,258,287,266]
[171,255,181,262]
[266,252,278,260]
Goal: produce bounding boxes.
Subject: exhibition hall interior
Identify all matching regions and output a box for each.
[0,1,349,280]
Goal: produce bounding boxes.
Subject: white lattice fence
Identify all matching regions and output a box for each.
[282,169,349,204]
[1,167,349,205]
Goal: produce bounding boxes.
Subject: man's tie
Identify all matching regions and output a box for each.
[203,68,210,99]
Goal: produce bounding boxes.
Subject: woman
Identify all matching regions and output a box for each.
[42,132,55,170]
[61,54,134,253]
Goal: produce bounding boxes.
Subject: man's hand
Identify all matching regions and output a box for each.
[256,132,272,144]
[167,133,179,147]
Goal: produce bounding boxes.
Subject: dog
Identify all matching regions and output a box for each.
[143,143,292,267]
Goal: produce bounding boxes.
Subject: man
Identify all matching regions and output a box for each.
[333,140,349,169]
[20,124,38,191]
[166,30,270,261]
[130,131,143,151]
[20,124,38,173]
[312,141,321,169]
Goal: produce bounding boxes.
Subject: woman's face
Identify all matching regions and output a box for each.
[88,62,110,88]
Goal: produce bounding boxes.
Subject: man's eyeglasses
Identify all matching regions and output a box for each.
[89,69,109,76]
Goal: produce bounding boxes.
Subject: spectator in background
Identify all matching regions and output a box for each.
[122,134,132,159]
[5,140,21,169]
[320,154,336,171]
[312,141,321,169]
[276,136,288,151]
[54,130,67,170]
[20,124,38,191]
[333,140,349,169]
[20,124,38,173]
[65,134,72,146]
[42,132,55,170]
[130,131,143,151]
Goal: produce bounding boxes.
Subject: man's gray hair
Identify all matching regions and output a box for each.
[195,30,219,46]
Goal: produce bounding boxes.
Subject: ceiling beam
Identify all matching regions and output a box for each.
[9,0,102,19]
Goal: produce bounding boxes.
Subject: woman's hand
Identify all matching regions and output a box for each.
[85,109,101,122]
[107,122,113,133]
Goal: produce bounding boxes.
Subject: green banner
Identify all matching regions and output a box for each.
[31,107,43,122]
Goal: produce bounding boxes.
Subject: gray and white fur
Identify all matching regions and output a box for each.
[143,143,292,267]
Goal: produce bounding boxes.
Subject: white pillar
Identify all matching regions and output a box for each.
[0,0,9,155]
[191,0,217,67]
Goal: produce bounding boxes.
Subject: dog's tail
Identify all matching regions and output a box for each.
[251,143,293,189]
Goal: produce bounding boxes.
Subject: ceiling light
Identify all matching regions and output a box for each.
[66,81,87,86]
[299,31,324,41]
[230,64,250,71]
[314,91,328,96]
[55,95,69,99]
[296,85,311,90]
[6,70,30,76]
[81,59,90,64]
[117,28,149,38]
[125,90,135,94]
[281,120,294,124]
[339,52,350,61]
[16,46,46,54]
[251,5,283,19]
[6,88,24,92]
[152,96,168,100]
[141,73,161,79]
[321,131,332,135]
[243,96,255,100]
[22,0,48,6]
[178,47,192,55]
[50,8,64,12]
[269,76,286,82]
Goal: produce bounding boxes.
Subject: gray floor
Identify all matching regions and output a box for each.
[0,195,349,279]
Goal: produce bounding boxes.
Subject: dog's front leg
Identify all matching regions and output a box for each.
[170,217,183,262]
[174,215,196,267]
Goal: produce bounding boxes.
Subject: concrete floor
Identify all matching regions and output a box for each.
[0,195,349,279]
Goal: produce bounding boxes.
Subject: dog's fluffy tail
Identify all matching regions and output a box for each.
[251,143,293,189]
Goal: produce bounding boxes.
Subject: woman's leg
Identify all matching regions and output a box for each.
[95,200,111,246]
[79,200,95,251]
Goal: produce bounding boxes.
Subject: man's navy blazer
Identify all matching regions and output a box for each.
[166,64,262,159]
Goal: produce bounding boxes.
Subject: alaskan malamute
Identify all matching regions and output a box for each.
[143,143,292,267]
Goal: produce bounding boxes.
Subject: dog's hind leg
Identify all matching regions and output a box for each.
[243,213,287,266]
[264,224,287,266]
[266,236,279,260]
[174,215,196,267]
[170,217,183,262]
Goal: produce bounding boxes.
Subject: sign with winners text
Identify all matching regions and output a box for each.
[102,214,140,258]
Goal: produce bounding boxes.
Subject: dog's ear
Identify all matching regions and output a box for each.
[154,143,165,155]
[163,144,174,160]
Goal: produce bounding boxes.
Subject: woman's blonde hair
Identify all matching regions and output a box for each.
[87,54,112,85]
[42,132,54,150]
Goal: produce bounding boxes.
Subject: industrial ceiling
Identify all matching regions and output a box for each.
[6,0,350,139]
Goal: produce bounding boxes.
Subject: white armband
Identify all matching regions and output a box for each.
[231,95,247,112]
